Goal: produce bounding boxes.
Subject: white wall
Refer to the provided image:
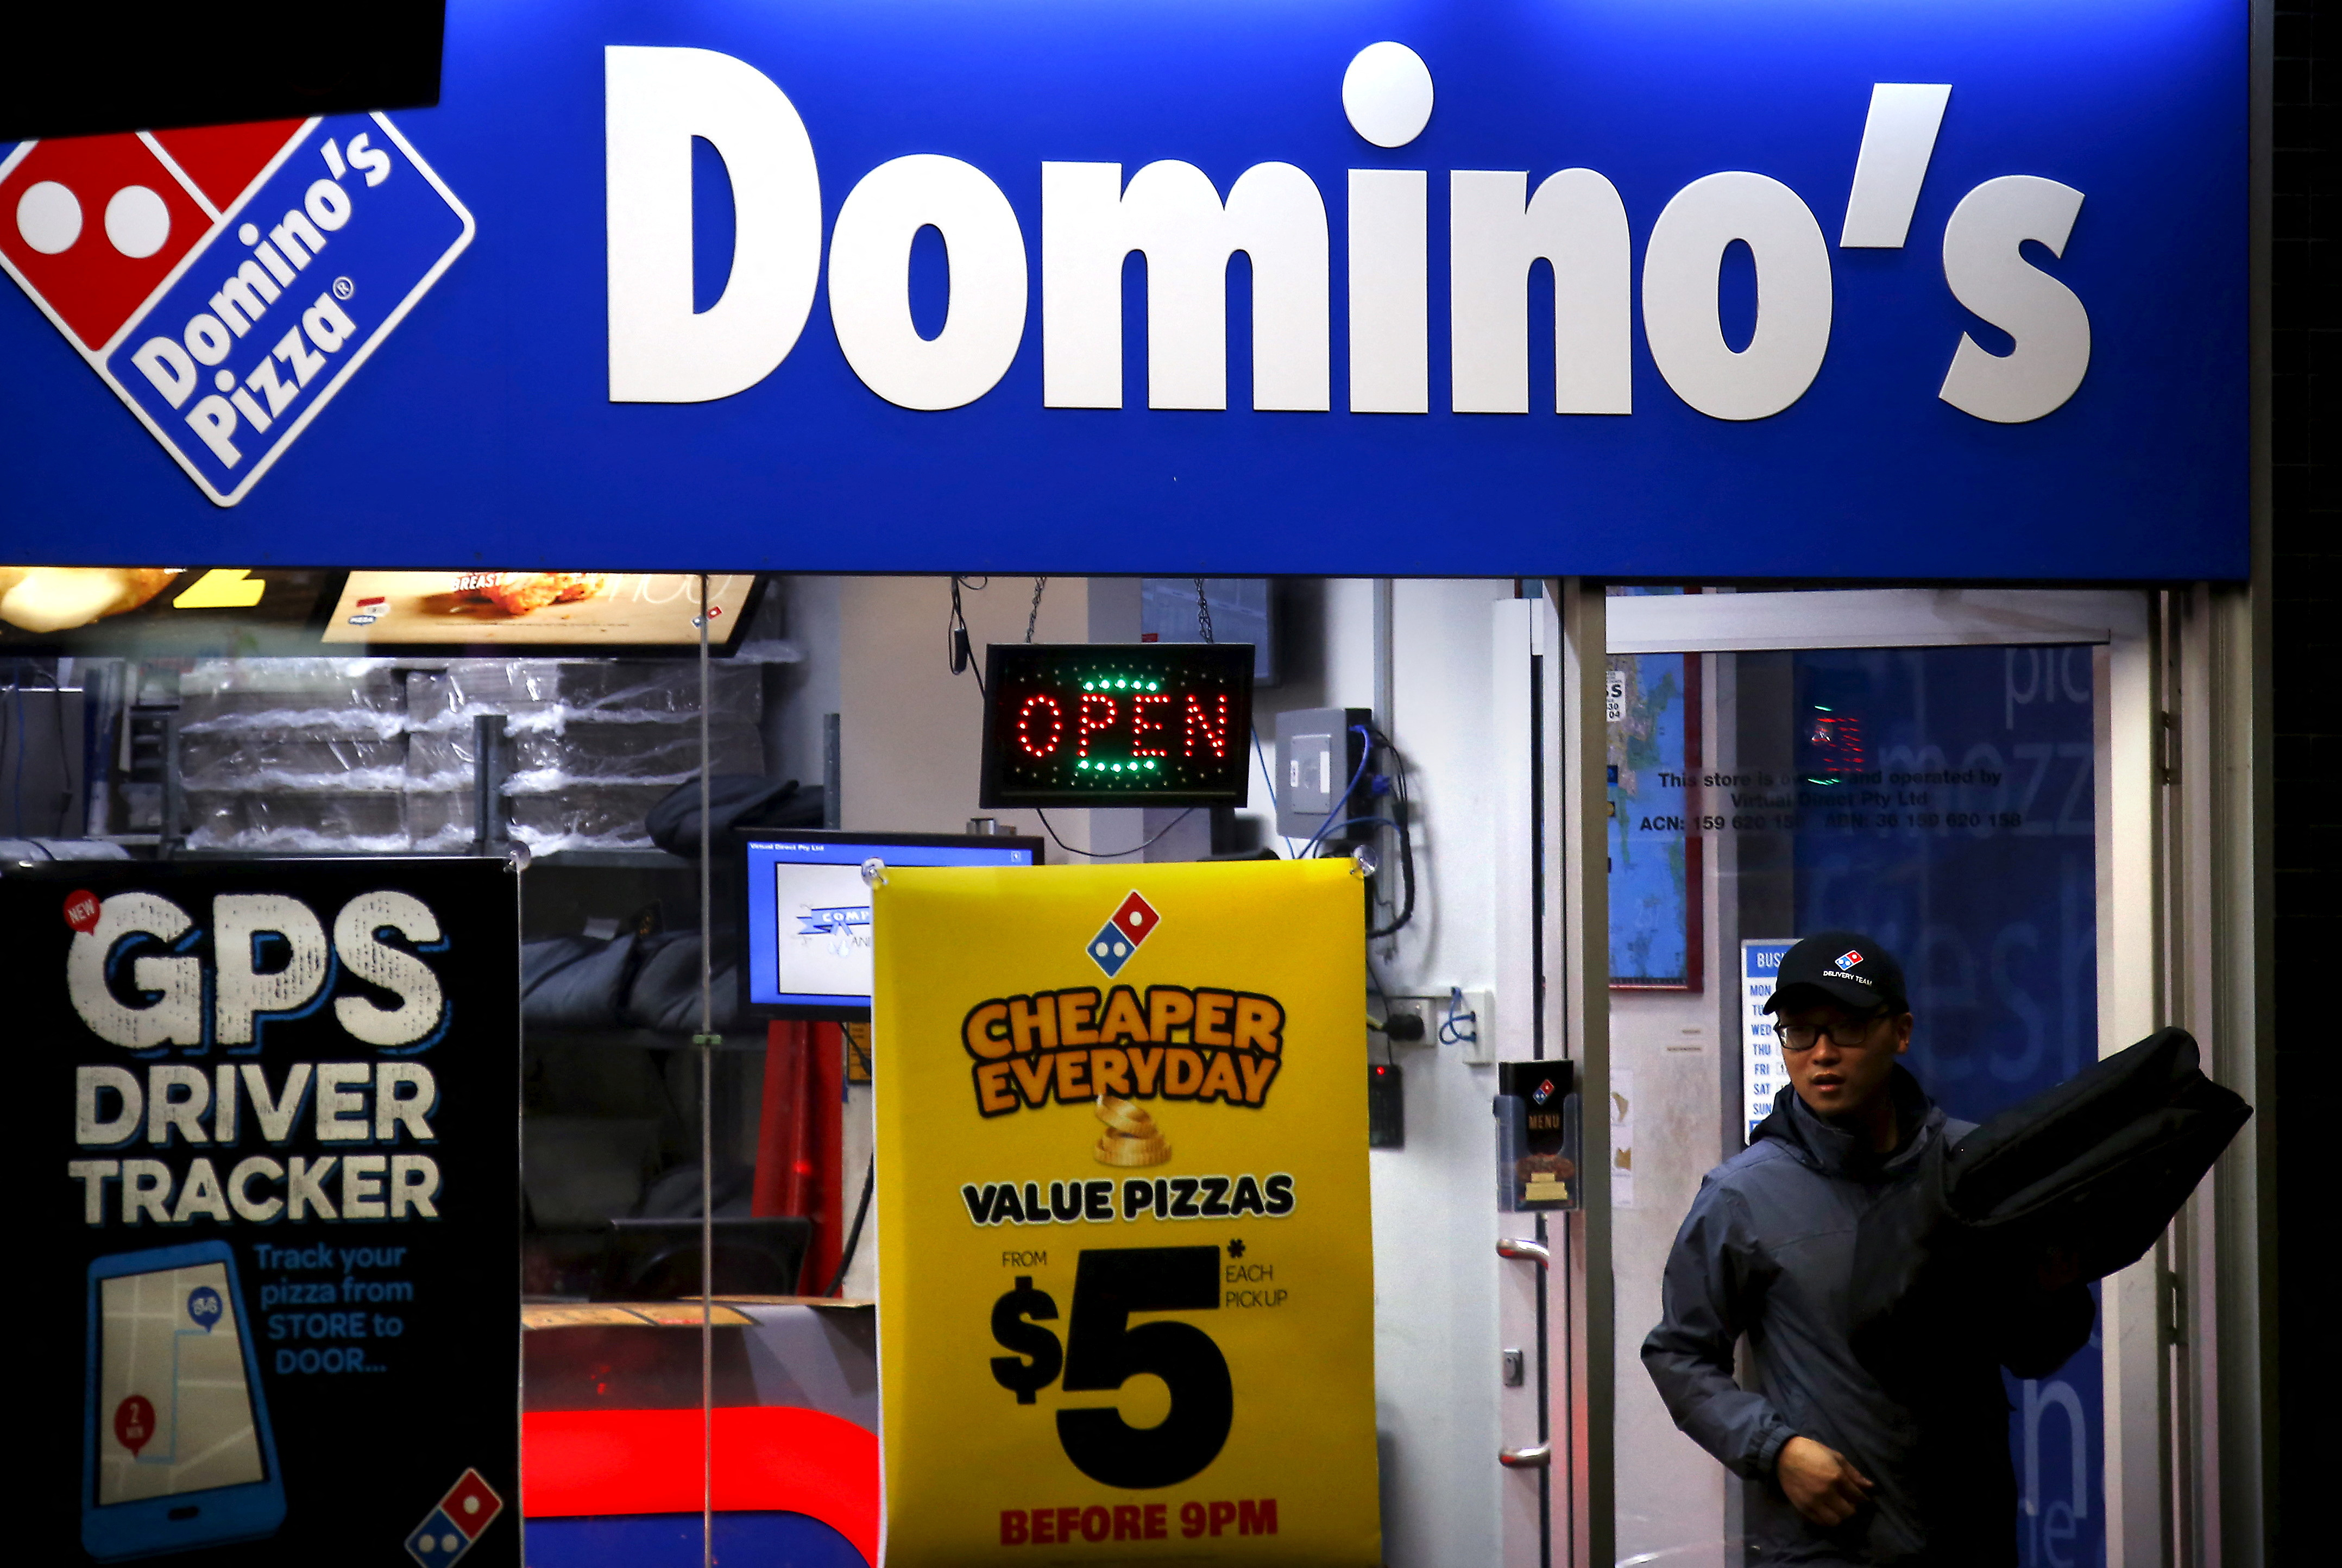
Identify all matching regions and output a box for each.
[1361,580,1522,1568]
[839,574,1085,838]
[1257,578,1532,1567]
[830,574,1571,1563]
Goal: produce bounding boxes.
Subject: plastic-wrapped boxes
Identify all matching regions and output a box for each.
[180,661,413,851]
[405,662,761,730]
[177,658,766,853]
[408,664,765,853]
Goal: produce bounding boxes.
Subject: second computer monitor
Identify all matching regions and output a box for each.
[740,830,1043,1015]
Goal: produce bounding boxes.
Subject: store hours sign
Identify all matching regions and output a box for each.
[18,859,519,1567]
[874,860,1379,1565]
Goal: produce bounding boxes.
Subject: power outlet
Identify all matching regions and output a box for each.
[1379,990,1493,1065]
[1377,996,1436,1046]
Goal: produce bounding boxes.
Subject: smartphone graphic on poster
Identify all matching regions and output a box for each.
[83,1242,285,1560]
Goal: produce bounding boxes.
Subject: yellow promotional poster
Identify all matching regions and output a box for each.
[873,860,1378,1566]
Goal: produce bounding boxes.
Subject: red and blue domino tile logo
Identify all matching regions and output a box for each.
[0,113,472,506]
[1085,891,1161,978]
[405,1466,504,1567]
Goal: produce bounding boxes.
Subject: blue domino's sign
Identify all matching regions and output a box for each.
[0,0,2247,578]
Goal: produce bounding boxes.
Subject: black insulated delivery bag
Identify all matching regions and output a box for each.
[1940,1026,2252,1280]
[1850,1027,2250,1389]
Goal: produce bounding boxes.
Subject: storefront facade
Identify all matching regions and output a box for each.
[2,1,2281,1565]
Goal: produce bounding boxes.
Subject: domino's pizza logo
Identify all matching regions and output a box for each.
[1836,948,1864,969]
[405,1467,504,1567]
[1085,891,1160,978]
[0,114,473,506]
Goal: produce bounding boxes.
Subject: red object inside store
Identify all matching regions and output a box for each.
[752,1019,846,1293]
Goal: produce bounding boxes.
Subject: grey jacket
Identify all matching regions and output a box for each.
[1641,1067,2093,1566]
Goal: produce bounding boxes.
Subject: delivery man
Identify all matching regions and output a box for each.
[1641,931,2095,1566]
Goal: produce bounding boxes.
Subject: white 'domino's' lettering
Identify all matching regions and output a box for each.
[603,50,2091,423]
[128,133,392,466]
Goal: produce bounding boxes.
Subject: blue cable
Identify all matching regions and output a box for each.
[1439,986,1479,1047]
[1312,815,1403,838]
[1249,728,1302,857]
[1300,726,1375,858]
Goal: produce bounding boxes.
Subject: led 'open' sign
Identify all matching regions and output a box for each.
[979,643,1255,808]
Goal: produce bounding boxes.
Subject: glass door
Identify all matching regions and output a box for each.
[1596,588,2154,1568]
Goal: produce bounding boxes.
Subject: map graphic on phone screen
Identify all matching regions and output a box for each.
[97,1262,266,1503]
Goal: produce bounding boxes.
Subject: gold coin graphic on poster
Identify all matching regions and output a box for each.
[874,861,1378,1565]
[1094,1095,1171,1167]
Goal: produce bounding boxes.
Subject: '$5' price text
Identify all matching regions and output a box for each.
[990,1245,1233,1489]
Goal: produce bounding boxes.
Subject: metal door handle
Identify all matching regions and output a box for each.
[1496,1240,1550,1472]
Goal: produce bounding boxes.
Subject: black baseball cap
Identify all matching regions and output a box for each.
[1762,930,1909,1016]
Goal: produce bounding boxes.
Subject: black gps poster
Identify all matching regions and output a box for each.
[17,858,520,1567]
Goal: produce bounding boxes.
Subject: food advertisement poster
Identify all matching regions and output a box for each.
[20,859,520,1566]
[320,571,757,648]
[874,860,1378,1565]
[0,568,340,653]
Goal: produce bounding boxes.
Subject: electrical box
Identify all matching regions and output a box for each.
[1367,1062,1403,1148]
[1274,706,1369,840]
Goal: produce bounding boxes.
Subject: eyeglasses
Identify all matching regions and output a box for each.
[1772,1014,1889,1052]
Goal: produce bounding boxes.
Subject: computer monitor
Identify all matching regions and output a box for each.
[739,830,1043,1015]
